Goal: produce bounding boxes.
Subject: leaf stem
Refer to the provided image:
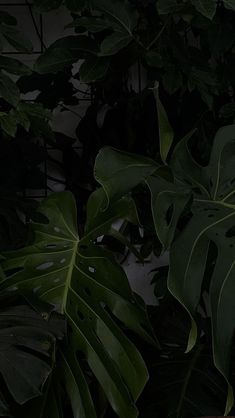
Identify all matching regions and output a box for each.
[176,344,203,418]
[146,16,171,51]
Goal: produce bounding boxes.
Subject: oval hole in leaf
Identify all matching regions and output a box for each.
[166,204,174,225]
[33,285,42,293]
[4,267,23,277]
[84,287,91,296]
[36,262,54,270]
[77,310,85,321]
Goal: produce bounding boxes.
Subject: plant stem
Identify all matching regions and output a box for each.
[146,16,171,51]
[176,344,203,418]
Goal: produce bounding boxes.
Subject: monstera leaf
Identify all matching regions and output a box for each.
[168,125,235,414]
[94,147,189,250]
[93,124,235,413]
[0,298,63,416]
[1,192,153,418]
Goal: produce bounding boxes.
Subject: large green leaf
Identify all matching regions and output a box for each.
[168,125,235,414]
[34,36,98,74]
[0,299,63,416]
[1,192,151,418]
[94,125,235,414]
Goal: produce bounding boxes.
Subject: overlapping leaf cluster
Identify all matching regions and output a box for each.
[93,121,235,414]
[0,191,155,417]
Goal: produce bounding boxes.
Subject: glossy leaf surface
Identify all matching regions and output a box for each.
[1,192,151,418]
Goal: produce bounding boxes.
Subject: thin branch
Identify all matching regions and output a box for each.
[25,0,47,50]
[147,16,171,51]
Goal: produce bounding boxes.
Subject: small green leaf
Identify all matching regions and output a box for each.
[0,24,33,52]
[0,72,20,107]
[19,102,51,121]
[0,56,31,75]
[0,112,17,137]
[80,57,109,83]
[94,147,159,206]
[223,0,235,10]
[34,36,98,73]
[190,0,217,19]
[94,0,139,33]
[14,108,30,132]
[100,32,132,56]
[18,102,52,137]
[153,82,174,163]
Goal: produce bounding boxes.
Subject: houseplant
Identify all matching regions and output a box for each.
[1,0,235,416]
[93,112,235,416]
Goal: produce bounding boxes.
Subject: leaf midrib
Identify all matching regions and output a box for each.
[62,241,78,312]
